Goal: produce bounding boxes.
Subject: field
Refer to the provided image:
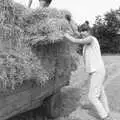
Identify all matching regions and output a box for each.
[103,55,120,112]
[8,55,120,120]
[55,55,120,120]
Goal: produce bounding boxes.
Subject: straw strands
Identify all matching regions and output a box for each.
[0,0,79,90]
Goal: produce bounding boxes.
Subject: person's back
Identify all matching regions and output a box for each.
[28,0,52,9]
[29,0,40,9]
[83,35,105,73]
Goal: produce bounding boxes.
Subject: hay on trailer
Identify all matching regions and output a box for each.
[22,8,74,44]
[0,0,79,90]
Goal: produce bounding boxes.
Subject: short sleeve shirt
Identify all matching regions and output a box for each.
[83,36,105,73]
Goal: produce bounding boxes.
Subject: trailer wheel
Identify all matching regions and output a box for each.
[43,91,62,119]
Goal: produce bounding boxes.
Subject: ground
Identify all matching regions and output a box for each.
[9,55,120,120]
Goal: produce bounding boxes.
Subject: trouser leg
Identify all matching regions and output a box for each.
[100,87,110,114]
[88,72,108,119]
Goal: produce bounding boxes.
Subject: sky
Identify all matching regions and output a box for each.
[14,0,120,26]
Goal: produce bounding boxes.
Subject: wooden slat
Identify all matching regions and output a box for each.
[0,90,31,118]
[0,81,33,97]
[0,65,69,120]
[0,79,55,120]
[31,79,54,100]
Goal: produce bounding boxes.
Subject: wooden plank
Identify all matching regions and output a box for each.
[0,98,5,110]
[0,69,67,120]
[0,79,55,120]
[0,81,33,109]
[0,104,31,120]
[0,81,33,97]
[31,78,54,100]
[0,90,31,120]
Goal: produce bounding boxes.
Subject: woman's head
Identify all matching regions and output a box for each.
[78,22,91,38]
[85,20,89,26]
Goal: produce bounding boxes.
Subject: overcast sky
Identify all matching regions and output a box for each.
[14,0,120,25]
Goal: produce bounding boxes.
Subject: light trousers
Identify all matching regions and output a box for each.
[88,69,110,119]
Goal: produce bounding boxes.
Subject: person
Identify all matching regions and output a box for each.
[64,22,116,120]
[28,0,52,8]
[65,14,80,37]
[78,20,89,33]
[28,0,33,8]
[84,20,89,26]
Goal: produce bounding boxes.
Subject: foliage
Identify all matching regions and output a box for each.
[92,8,120,53]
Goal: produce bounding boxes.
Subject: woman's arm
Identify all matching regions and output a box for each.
[69,20,80,37]
[64,33,92,44]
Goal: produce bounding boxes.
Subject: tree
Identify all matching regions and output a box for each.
[104,9,120,35]
[92,9,120,53]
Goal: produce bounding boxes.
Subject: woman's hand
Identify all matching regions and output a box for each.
[64,33,71,39]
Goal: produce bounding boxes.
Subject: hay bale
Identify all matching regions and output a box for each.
[0,0,79,90]
[0,0,26,25]
[22,8,74,44]
[23,8,72,23]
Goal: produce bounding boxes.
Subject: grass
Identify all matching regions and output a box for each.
[103,55,120,112]
[71,55,120,112]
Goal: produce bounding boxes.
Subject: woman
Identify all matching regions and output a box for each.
[64,23,116,120]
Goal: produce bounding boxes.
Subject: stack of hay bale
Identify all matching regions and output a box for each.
[0,0,79,90]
